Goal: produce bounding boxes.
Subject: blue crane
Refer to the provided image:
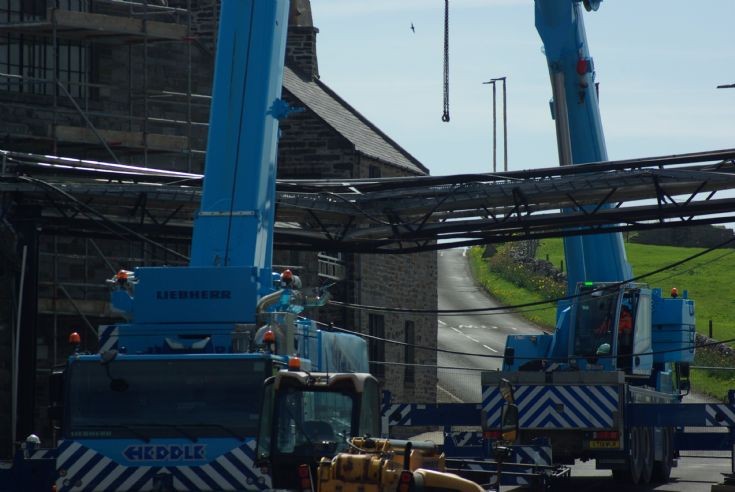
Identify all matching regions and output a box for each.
[0,2,367,491]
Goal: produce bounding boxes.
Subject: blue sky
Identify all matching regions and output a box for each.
[309,0,735,177]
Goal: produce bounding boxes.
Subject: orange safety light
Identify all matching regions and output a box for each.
[281,269,293,282]
[671,287,679,298]
[576,58,588,76]
[288,357,301,371]
[263,330,276,344]
[116,270,129,280]
[69,332,81,345]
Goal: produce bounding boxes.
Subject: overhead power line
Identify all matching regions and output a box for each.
[329,235,735,315]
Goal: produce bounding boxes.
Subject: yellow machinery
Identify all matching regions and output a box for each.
[313,438,484,492]
[257,368,485,491]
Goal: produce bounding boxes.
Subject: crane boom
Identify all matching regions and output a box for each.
[536,0,632,296]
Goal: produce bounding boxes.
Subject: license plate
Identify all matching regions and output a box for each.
[589,440,619,449]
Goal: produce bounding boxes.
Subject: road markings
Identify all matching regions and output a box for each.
[452,327,463,334]
[467,336,479,343]
[511,327,517,331]
[438,320,447,326]
[483,345,498,353]
[437,384,464,404]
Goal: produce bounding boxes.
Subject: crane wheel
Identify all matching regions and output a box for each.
[652,427,674,483]
[613,427,643,484]
[639,427,655,484]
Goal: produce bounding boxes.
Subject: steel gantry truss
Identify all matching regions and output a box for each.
[2,147,735,255]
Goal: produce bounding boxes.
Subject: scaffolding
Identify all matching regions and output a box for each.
[0,1,216,454]
[0,0,213,172]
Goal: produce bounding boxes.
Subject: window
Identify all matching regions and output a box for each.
[0,1,89,98]
[273,388,353,455]
[368,165,381,178]
[404,320,415,385]
[368,313,385,378]
[67,358,270,439]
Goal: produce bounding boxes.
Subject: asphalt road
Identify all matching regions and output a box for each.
[436,248,731,492]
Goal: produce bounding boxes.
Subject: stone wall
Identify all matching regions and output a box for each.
[631,225,735,249]
[358,251,438,403]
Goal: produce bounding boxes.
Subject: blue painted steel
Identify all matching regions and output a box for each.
[190,0,289,291]
[651,289,696,364]
[482,384,619,430]
[114,267,259,324]
[0,449,56,492]
[380,401,482,436]
[54,438,269,492]
[535,0,632,294]
[627,403,735,427]
[443,432,484,458]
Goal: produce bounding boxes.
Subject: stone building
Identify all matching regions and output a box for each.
[0,0,437,457]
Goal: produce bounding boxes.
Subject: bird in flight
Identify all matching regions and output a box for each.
[410,22,415,33]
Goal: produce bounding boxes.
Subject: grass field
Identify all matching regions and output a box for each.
[467,247,558,329]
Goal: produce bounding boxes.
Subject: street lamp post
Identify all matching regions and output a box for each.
[483,77,508,172]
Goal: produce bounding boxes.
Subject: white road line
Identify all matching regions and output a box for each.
[511,327,517,331]
[438,320,447,326]
[452,327,463,334]
[437,384,465,403]
[467,336,479,343]
[491,326,498,330]
[483,345,498,353]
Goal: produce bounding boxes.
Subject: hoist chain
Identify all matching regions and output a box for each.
[442,0,450,122]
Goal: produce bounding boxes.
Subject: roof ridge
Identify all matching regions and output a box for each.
[311,76,429,175]
[283,65,429,176]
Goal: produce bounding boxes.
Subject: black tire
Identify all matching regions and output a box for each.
[639,427,655,484]
[618,426,643,485]
[652,427,674,483]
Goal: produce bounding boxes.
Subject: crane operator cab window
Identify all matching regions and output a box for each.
[573,286,617,361]
[616,292,638,372]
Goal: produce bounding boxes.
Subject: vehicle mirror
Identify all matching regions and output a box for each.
[47,404,63,422]
[499,378,515,404]
[503,347,515,366]
[49,369,64,405]
[680,379,691,393]
[500,404,519,443]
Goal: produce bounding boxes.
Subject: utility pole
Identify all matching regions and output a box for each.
[482,76,508,172]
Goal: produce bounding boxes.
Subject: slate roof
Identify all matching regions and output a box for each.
[283,66,429,176]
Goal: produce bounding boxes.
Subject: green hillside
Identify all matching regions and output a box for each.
[537,238,735,340]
